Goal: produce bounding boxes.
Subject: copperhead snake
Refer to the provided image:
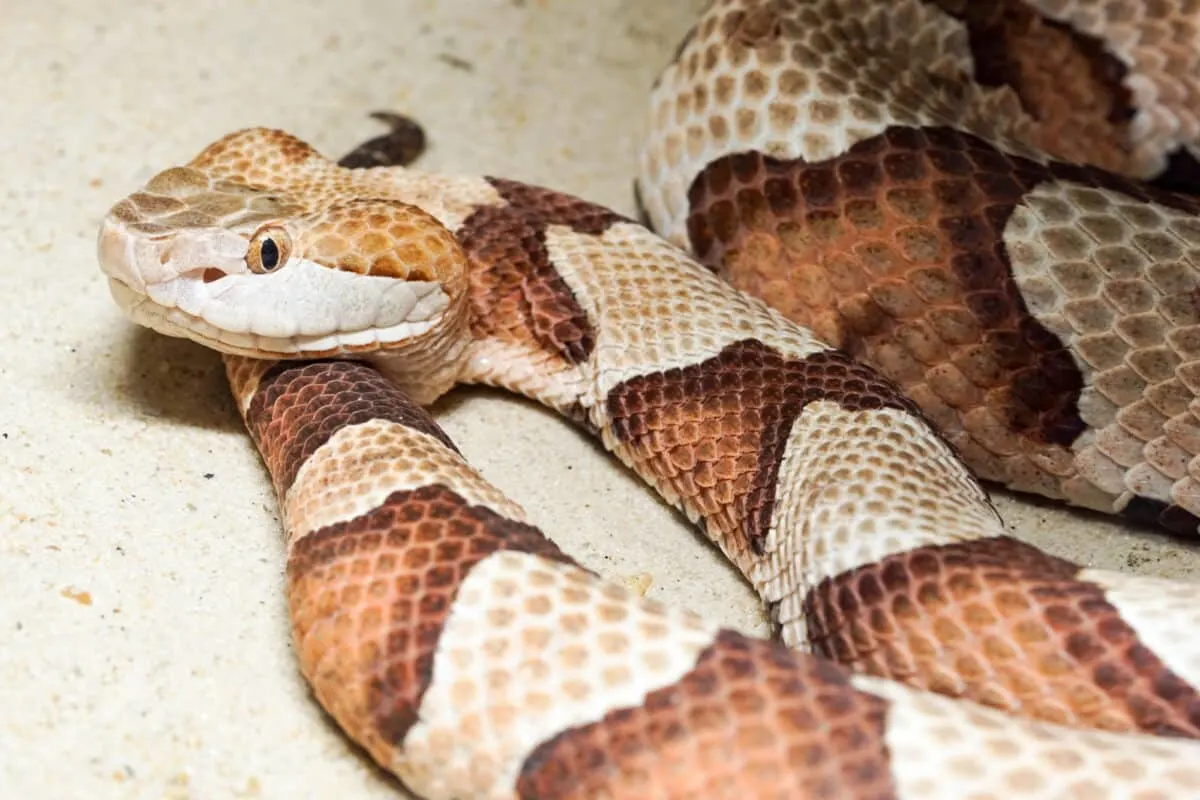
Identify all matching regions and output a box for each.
[94,0,1200,797]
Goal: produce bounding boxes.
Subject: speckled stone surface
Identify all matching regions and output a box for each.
[1,1,1199,798]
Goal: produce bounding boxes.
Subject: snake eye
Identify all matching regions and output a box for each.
[246,226,292,274]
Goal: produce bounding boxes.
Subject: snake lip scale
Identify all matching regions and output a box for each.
[96,0,1200,797]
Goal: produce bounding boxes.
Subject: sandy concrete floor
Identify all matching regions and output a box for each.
[3,1,1200,797]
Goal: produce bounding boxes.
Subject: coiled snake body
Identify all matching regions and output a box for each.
[97,1,1200,797]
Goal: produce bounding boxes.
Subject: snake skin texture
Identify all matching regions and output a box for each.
[96,125,1200,796]
[221,355,1199,798]
[637,0,1200,535]
[90,0,1200,795]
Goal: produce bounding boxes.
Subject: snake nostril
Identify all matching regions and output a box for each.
[202,268,225,283]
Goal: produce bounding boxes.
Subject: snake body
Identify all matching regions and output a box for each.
[639,0,1200,534]
[96,1,1200,797]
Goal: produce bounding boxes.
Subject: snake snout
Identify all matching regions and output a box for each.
[96,218,147,293]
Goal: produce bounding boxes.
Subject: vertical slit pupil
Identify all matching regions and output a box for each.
[261,238,280,269]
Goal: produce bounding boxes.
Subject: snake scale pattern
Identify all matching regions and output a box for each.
[96,0,1200,797]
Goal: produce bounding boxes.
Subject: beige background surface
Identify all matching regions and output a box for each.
[3,1,1200,798]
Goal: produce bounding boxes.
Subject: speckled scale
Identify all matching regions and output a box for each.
[606,340,922,559]
[454,178,627,366]
[245,361,458,497]
[686,128,1092,498]
[804,536,1200,735]
[288,485,573,750]
[514,631,897,799]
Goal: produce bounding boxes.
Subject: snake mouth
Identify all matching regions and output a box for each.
[107,276,443,358]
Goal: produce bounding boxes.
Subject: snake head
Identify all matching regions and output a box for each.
[96,129,469,361]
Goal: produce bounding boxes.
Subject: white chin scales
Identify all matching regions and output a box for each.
[108,276,444,357]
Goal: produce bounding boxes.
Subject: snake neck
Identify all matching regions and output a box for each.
[366,288,473,406]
